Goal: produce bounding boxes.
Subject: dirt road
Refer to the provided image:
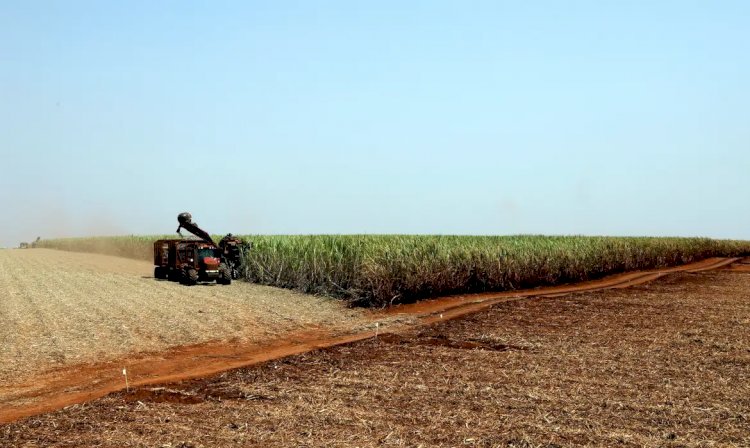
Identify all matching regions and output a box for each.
[2,264,749,446]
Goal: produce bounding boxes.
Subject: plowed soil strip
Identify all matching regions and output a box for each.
[383,256,739,318]
[0,257,741,424]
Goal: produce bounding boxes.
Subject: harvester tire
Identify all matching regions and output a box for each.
[154,267,167,280]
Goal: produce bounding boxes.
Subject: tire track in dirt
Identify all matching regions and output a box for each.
[0,255,742,424]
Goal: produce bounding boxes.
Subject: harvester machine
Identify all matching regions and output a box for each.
[218,233,250,280]
[153,212,250,285]
[19,237,40,249]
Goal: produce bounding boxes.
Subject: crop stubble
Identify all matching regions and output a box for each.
[2,268,749,446]
[0,249,370,389]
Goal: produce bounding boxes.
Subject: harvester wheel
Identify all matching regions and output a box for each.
[218,264,232,285]
[154,267,167,280]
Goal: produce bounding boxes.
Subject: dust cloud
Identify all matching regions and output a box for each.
[1,205,127,249]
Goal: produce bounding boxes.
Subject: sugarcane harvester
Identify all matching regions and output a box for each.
[177,213,250,281]
[153,212,249,285]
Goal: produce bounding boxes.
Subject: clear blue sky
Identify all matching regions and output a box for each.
[2,1,749,247]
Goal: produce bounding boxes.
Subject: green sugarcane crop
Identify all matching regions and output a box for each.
[39,235,750,307]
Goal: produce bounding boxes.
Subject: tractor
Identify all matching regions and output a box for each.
[153,213,249,285]
[19,237,40,249]
[153,239,231,285]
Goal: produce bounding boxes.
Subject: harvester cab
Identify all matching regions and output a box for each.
[218,233,250,280]
[154,212,248,285]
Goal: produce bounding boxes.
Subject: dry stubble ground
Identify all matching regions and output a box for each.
[0,249,370,389]
[2,268,749,447]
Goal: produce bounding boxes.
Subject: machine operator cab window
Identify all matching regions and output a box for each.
[197,248,221,260]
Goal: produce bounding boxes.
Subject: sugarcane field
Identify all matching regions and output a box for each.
[3,2,749,447]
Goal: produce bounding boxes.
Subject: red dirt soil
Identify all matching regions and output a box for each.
[0,257,741,424]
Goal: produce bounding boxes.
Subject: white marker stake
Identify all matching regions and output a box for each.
[122,368,129,392]
[375,322,380,337]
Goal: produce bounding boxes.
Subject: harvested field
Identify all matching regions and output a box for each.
[2,265,749,446]
[0,249,371,389]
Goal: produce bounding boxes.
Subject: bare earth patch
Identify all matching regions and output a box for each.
[2,268,748,447]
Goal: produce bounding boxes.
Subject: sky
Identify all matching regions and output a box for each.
[1,1,749,247]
